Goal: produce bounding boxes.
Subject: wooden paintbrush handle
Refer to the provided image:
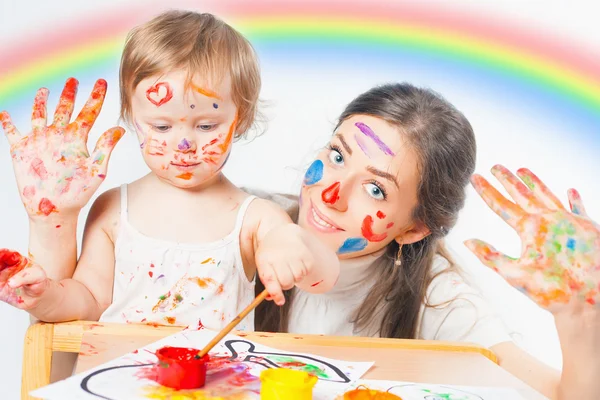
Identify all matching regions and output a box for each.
[197,289,270,358]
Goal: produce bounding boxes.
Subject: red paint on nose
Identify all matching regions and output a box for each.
[321,182,341,205]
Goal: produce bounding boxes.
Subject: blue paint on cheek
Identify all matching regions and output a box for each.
[566,238,576,251]
[304,160,324,185]
[337,238,368,254]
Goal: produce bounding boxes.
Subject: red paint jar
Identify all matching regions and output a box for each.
[155,346,210,389]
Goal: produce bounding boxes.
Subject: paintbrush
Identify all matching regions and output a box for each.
[196,288,270,359]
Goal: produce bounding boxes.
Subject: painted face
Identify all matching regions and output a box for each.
[131,70,237,188]
[298,115,425,259]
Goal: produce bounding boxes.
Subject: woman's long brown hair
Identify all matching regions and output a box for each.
[255,83,476,338]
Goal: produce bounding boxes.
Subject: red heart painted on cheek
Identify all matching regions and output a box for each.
[146,82,174,107]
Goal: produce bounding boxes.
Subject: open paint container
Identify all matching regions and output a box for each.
[341,387,403,400]
[155,346,210,390]
[260,368,318,399]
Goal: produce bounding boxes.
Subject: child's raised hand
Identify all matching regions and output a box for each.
[1,78,125,219]
[465,165,600,308]
[0,249,48,309]
[255,224,318,306]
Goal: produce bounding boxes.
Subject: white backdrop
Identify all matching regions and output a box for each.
[1,1,599,398]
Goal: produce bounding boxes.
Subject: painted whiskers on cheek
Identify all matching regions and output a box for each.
[199,114,237,170]
[146,138,166,157]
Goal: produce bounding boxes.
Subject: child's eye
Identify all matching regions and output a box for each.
[363,182,386,201]
[328,147,344,166]
[151,125,171,133]
[197,124,217,132]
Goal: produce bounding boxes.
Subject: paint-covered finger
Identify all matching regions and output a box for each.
[464,239,517,273]
[7,266,45,289]
[471,174,526,229]
[72,79,107,141]
[516,168,565,211]
[22,278,49,297]
[490,165,545,212]
[89,127,125,168]
[258,263,285,306]
[567,188,588,217]
[53,77,78,128]
[0,111,22,146]
[31,87,49,132]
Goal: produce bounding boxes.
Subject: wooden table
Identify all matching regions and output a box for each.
[23,321,546,399]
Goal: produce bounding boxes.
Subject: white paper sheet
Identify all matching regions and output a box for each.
[31,328,373,399]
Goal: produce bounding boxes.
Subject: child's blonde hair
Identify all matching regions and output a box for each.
[120,10,261,136]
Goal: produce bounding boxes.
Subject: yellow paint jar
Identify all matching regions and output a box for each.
[260,368,318,400]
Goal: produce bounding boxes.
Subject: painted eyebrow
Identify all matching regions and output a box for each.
[335,133,353,155]
[366,166,400,189]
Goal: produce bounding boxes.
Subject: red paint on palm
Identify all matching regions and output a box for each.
[0,249,29,273]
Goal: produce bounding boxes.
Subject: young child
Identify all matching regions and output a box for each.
[0,10,339,330]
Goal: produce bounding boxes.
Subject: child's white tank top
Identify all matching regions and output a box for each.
[99,185,256,331]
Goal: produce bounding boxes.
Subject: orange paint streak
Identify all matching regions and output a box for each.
[201,258,214,264]
[217,114,238,154]
[176,172,193,180]
[191,277,217,288]
[164,316,176,324]
[343,388,402,400]
[192,85,222,100]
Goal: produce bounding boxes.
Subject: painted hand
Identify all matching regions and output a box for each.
[1,78,125,219]
[0,249,48,309]
[465,165,600,308]
[255,224,315,305]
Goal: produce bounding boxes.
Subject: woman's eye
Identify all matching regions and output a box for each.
[363,183,385,200]
[328,149,344,165]
[198,124,217,132]
[151,125,171,133]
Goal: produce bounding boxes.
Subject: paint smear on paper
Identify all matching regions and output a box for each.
[268,355,330,379]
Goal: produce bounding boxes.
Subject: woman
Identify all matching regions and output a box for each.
[252,83,600,399]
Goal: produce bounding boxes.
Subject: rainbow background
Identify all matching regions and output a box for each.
[2,1,600,128]
[0,1,599,397]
